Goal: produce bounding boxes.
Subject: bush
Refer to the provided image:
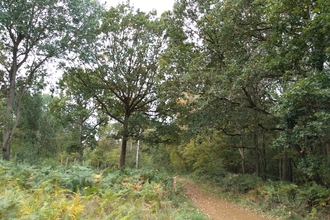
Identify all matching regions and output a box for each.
[193,171,330,219]
[256,181,330,219]
[219,173,263,193]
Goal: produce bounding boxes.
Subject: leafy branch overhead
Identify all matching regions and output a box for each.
[0,0,103,160]
[69,3,167,167]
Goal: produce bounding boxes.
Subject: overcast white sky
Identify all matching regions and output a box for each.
[103,0,175,15]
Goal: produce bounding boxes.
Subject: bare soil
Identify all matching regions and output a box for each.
[180,178,277,220]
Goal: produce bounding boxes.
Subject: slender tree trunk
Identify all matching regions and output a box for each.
[2,63,18,160]
[288,159,293,182]
[236,124,245,174]
[77,116,83,163]
[2,44,30,160]
[279,157,282,181]
[327,141,330,180]
[262,131,267,181]
[282,147,288,181]
[323,135,330,180]
[238,146,245,174]
[2,120,12,160]
[136,139,140,168]
[254,131,260,175]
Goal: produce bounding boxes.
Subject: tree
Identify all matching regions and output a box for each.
[161,0,330,183]
[273,72,330,184]
[51,68,107,162]
[0,0,103,160]
[12,93,59,162]
[72,4,167,167]
[161,0,279,177]
[264,0,330,182]
[264,0,330,75]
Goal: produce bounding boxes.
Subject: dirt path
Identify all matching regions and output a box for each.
[180,178,276,220]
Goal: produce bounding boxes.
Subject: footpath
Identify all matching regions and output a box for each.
[180,178,277,220]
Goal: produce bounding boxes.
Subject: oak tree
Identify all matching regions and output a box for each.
[73,4,167,167]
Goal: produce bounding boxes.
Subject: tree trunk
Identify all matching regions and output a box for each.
[254,131,260,175]
[120,135,128,167]
[282,147,288,181]
[288,158,293,182]
[261,131,267,181]
[2,125,12,160]
[279,157,282,181]
[77,116,84,163]
[322,135,330,181]
[2,45,30,160]
[2,62,18,160]
[236,124,245,174]
[136,139,140,168]
[120,118,129,167]
[238,146,245,174]
[327,141,330,181]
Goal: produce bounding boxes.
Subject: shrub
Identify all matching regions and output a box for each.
[256,181,330,219]
[219,173,263,193]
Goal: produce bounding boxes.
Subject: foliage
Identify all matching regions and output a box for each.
[174,131,228,180]
[50,69,107,160]
[0,0,103,160]
[254,181,330,219]
[193,172,330,219]
[67,3,168,167]
[0,160,206,219]
[273,72,330,183]
[218,173,263,194]
[12,93,59,163]
[158,0,330,186]
[88,140,121,169]
[1,0,330,218]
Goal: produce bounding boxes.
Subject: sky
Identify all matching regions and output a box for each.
[47,0,176,91]
[104,0,175,15]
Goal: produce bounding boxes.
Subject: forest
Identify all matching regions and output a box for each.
[0,0,329,219]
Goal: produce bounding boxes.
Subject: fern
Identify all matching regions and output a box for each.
[0,161,205,219]
[69,194,84,220]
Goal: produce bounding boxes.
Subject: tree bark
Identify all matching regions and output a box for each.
[120,135,128,167]
[288,159,293,182]
[279,157,282,181]
[282,147,288,181]
[77,116,84,163]
[238,146,245,174]
[254,131,260,175]
[120,117,129,167]
[136,139,140,168]
[2,59,18,160]
[262,131,267,181]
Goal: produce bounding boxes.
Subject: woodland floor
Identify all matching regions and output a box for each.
[180,178,278,220]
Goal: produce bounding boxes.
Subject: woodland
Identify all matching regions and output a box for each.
[0,0,330,219]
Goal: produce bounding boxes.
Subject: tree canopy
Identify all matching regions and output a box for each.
[68,3,167,167]
[0,0,103,160]
[0,0,329,188]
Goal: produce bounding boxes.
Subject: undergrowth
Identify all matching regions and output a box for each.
[0,160,207,220]
[192,172,330,220]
